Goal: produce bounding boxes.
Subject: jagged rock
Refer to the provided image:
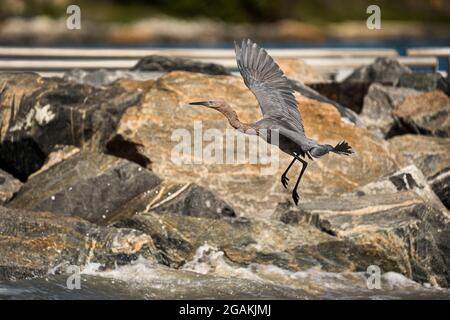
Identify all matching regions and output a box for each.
[7,152,162,224]
[0,169,21,204]
[8,150,235,224]
[393,90,450,137]
[398,73,449,94]
[102,181,237,224]
[0,73,144,180]
[388,135,450,209]
[132,55,230,75]
[277,59,324,83]
[343,57,412,84]
[113,71,400,216]
[356,165,447,211]
[428,168,450,209]
[63,69,163,88]
[114,212,402,274]
[29,145,80,178]
[0,206,160,280]
[360,83,420,138]
[273,191,450,287]
[149,184,236,218]
[389,135,450,178]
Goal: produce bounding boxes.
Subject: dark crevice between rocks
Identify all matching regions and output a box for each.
[0,139,46,182]
[105,134,151,168]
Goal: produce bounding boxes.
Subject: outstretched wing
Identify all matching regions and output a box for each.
[234,39,305,136]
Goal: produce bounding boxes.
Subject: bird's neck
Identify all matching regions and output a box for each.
[217,104,253,132]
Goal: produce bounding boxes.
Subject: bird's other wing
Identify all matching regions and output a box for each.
[234,39,305,136]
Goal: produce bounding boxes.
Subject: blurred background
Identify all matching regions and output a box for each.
[1,0,449,45]
[0,0,449,78]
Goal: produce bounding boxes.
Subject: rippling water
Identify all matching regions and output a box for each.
[1,245,449,300]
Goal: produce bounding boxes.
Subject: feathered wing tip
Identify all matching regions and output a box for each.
[332,141,354,156]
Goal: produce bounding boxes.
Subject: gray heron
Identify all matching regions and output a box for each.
[190,39,353,205]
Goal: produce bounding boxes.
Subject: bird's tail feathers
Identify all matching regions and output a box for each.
[332,141,354,156]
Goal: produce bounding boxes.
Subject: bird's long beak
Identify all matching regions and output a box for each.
[189,101,208,106]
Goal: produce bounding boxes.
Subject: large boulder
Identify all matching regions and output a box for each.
[7,152,162,224]
[0,206,161,280]
[273,188,450,287]
[360,83,420,138]
[0,73,143,181]
[7,151,236,224]
[343,57,412,84]
[0,169,21,204]
[132,55,230,76]
[393,90,450,137]
[113,71,401,216]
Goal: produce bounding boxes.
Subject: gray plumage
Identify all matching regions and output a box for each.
[189,39,353,205]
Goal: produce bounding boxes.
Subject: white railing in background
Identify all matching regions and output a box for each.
[0,47,445,79]
[407,47,450,80]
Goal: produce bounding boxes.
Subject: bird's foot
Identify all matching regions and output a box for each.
[292,189,300,206]
[281,174,289,189]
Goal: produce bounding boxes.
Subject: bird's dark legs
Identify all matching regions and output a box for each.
[281,157,296,188]
[292,157,308,206]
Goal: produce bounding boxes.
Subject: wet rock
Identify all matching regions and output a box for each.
[0,169,21,204]
[63,69,163,88]
[393,90,450,137]
[7,152,162,224]
[0,206,159,280]
[277,59,324,83]
[113,71,400,216]
[274,191,450,286]
[360,83,420,138]
[343,57,412,84]
[398,73,449,94]
[0,73,144,180]
[132,55,230,76]
[115,212,397,273]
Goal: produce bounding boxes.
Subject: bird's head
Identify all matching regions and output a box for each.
[189,99,226,109]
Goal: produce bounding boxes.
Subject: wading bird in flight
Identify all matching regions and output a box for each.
[190,39,353,205]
